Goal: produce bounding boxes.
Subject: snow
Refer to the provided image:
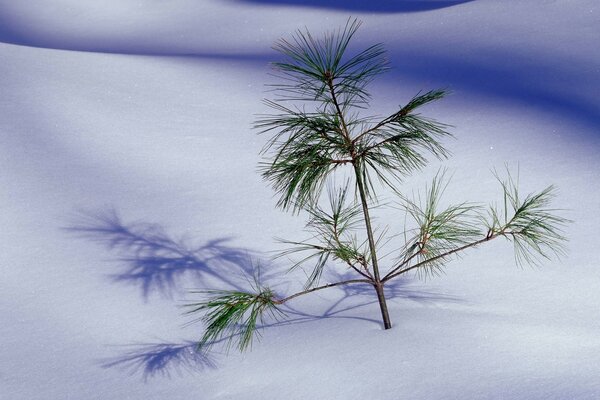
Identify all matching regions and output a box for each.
[1,1,599,399]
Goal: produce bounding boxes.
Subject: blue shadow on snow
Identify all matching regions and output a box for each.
[101,341,217,380]
[81,211,463,378]
[229,0,475,13]
[66,210,259,300]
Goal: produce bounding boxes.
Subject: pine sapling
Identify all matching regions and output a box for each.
[186,19,568,352]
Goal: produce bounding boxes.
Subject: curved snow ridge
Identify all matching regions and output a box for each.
[0,16,272,61]
[0,22,271,60]
[0,0,477,57]
[0,1,275,58]
[0,35,272,63]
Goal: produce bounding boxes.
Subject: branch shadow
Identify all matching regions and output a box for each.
[67,209,256,379]
[72,211,458,378]
[66,209,261,299]
[229,0,476,13]
[101,270,464,379]
[100,341,217,380]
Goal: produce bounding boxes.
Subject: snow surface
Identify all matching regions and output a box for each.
[1,1,599,399]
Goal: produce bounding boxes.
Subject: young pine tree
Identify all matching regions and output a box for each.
[185,19,568,352]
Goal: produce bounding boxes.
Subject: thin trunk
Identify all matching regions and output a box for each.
[373,281,391,329]
[353,164,392,329]
[326,74,392,329]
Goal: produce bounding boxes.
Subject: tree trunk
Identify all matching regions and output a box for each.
[374,282,392,329]
[353,164,392,329]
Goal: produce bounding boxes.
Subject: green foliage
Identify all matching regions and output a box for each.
[399,171,484,277]
[352,90,452,196]
[257,19,452,211]
[270,18,388,107]
[186,19,569,352]
[185,286,283,352]
[486,169,569,267]
[256,102,344,210]
[276,184,369,288]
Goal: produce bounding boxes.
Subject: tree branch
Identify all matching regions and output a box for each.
[351,110,406,145]
[283,241,372,280]
[275,278,372,304]
[325,74,353,147]
[382,244,423,281]
[355,132,422,159]
[382,233,498,282]
[330,159,354,165]
[331,212,373,280]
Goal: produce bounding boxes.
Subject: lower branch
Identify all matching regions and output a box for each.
[187,277,372,352]
[275,278,372,304]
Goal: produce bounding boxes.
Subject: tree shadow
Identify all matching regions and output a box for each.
[75,210,462,378]
[101,341,217,380]
[66,209,262,299]
[230,0,476,13]
[101,275,463,379]
[68,209,254,379]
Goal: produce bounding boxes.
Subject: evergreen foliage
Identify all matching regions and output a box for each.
[186,19,568,351]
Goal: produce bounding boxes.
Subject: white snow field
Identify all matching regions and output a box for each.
[1,1,599,399]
